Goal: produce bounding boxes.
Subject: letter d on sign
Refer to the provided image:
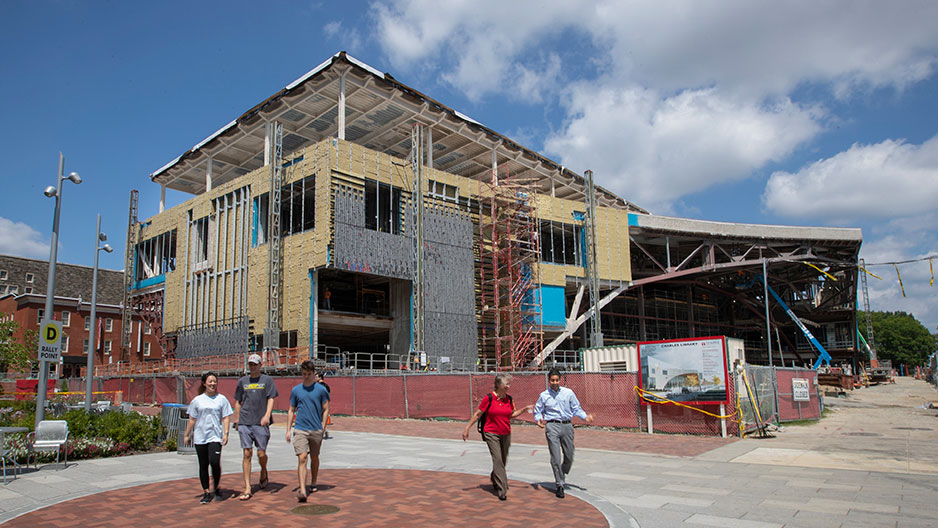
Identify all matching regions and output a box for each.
[46,325,57,341]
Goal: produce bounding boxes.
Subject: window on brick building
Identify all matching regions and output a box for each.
[37,309,44,323]
[143,342,151,357]
[62,335,69,353]
[84,317,91,331]
[25,273,34,283]
[83,339,89,354]
[104,340,112,355]
[105,318,113,332]
[62,311,70,327]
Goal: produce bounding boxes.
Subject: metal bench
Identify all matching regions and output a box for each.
[26,420,70,470]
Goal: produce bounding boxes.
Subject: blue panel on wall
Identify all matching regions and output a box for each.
[540,285,567,327]
[628,213,639,227]
[526,284,566,328]
[132,274,165,290]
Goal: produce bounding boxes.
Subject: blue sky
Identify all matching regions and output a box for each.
[1,1,936,333]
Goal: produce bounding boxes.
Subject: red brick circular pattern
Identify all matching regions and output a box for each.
[8,469,609,527]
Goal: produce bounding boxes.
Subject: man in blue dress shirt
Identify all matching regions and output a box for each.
[534,368,594,498]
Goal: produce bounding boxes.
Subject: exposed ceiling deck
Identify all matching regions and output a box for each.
[151,52,644,212]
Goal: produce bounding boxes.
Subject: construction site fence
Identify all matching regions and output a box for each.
[738,366,822,432]
[12,363,823,437]
[87,347,586,378]
[58,370,740,437]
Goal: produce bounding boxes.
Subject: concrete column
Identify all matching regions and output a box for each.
[310,268,319,359]
[426,127,433,168]
[264,122,271,166]
[338,72,346,140]
[159,184,166,213]
[205,157,213,192]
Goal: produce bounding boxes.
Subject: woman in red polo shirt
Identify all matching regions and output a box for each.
[462,373,532,500]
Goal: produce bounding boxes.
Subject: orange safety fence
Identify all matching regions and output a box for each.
[89,347,320,377]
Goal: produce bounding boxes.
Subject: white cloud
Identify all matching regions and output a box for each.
[0,217,49,258]
[371,1,938,210]
[371,0,578,101]
[322,20,362,53]
[372,1,938,101]
[545,85,820,212]
[763,135,938,223]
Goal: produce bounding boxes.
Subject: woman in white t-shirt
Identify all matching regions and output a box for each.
[184,372,233,504]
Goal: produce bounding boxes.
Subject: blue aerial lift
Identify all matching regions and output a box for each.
[742,274,833,369]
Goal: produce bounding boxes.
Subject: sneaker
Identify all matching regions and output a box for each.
[200,492,213,504]
[555,487,565,499]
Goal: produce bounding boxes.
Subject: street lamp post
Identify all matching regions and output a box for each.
[36,153,81,428]
[85,214,113,411]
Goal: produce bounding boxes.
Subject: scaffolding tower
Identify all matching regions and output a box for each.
[121,190,139,360]
[479,163,543,369]
[264,121,284,349]
[410,123,425,367]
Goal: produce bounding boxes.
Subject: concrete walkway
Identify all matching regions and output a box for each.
[0,378,935,527]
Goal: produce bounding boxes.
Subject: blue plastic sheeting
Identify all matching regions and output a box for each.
[628,213,639,226]
[252,197,259,246]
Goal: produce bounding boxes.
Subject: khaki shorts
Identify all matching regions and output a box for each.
[292,429,324,456]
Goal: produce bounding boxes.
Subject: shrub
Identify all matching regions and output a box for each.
[0,407,164,462]
[92,410,162,451]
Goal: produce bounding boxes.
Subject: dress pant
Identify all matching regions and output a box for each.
[545,422,575,487]
[482,432,511,495]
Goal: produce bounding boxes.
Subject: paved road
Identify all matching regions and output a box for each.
[0,377,935,527]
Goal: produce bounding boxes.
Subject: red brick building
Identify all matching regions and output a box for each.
[0,255,163,378]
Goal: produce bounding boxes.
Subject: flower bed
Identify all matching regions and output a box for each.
[0,400,164,463]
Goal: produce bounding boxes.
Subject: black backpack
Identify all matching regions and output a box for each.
[477,393,512,437]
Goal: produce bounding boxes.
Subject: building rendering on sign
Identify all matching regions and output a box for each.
[125,52,863,372]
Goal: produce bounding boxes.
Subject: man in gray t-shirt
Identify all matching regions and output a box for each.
[233,353,279,500]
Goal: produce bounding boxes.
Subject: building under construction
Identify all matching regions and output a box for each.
[124,52,863,373]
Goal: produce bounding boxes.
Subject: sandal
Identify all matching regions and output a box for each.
[259,473,268,490]
[238,492,252,501]
[297,489,308,503]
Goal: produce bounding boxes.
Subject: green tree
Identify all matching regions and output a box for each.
[0,313,36,373]
[859,311,936,366]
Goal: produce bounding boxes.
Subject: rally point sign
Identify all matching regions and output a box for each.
[38,320,63,362]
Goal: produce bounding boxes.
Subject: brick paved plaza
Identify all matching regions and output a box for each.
[2,379,936,527]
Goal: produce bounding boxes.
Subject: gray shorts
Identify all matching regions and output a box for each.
[238,424,271,451]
